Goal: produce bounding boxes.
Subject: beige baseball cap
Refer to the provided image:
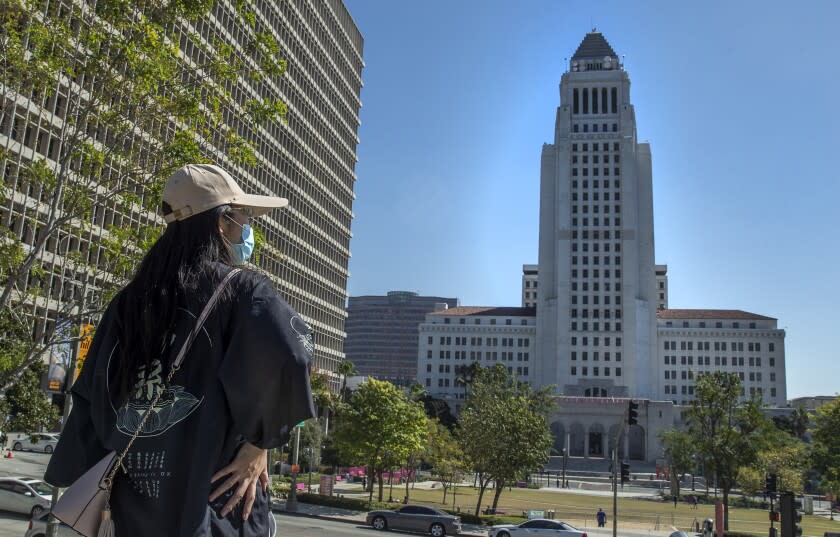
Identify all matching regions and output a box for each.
[162,164,288,223]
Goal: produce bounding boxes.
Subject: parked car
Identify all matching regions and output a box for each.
[367,504,461,536]
[0,477,52,518]
[25,509,78,537]
[9,433,59,454]
[489,519,588,537]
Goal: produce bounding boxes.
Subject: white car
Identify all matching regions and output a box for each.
[9,433,59,454]
[489,519,588,537]
[0,477,52,518]
[26,509,78,537]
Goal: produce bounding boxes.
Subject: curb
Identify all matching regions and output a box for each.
[271,506,487,536]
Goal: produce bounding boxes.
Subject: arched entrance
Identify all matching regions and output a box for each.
[607,423,625,458]
[628,424,646,460]
[568,422,585,457]
[550,422,566,455]
[588,423,605,457]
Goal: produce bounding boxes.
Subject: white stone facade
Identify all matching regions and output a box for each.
[657,310,787,406]
[536,32,658,401]
[655,264,668,311]
[522,264,539,308]
[417,306,536,414]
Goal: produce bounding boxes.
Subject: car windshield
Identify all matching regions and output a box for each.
[27,481,53,495]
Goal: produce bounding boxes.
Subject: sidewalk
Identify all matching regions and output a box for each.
[271,499,487,536]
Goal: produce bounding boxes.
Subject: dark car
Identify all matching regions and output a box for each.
[366,504,461,537]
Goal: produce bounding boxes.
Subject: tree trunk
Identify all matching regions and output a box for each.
[442,483,448,503]
[474,477,489,516]
[377,469,384,502]
[723,487,730,530]
[368,465,374,505]
[405,469,410,503]
[491,479,505,511]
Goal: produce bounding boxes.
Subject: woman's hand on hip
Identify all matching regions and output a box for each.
[210,442,269,520]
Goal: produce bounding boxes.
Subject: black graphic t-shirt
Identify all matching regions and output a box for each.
[45,265,316,537]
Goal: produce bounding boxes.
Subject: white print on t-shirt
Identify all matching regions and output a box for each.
[107,307,208,438]
[124,449,170,499]
[290,315,314,357]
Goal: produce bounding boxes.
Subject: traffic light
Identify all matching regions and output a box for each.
[628,400,639,425]
[620,462,630,484]
[765,474,778,493]
[780,492,803,537]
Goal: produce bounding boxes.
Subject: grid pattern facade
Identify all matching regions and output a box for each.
[0,0,364,380]
[657,312,787,406]
[418,308,536,414]
[537,32,658,399]
[522,264,538,307]
[344,292,458,386]
[655,264,669,311]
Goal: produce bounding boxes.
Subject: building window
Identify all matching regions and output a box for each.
[571,366,577,375]
[611,87,618,113]
[573,88,579,114]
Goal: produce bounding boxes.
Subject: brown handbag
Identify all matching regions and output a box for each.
[52,268,241,537]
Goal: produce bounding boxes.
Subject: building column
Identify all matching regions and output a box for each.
[623,431,630,460]
[584,431,590,459]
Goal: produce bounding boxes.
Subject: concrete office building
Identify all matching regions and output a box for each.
[522,264,539,308]
[657,309,787,406]
[417,306,536,414]
[655,264,668,311]
[0,1,364,381]
[536,31,658,400]
[344,292,458,386]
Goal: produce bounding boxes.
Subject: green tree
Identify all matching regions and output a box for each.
[337,359,357,403]
[458,364,555,515]
[332,378,427,503]
[299,417,324,473]
[811,398,840,498]
[685,372,771,529]
[772,407,810,440]
[426,420,465,504]
[739,439,807,497]
[659,428,695,498]
[0,0,287,390]
[0,361,59,433]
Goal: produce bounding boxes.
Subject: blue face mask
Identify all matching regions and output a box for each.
[225,217,255,266]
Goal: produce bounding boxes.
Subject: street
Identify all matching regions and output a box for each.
[0,451,51,480]
[0,512,378,537]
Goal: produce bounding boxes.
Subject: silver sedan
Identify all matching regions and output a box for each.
[489,519,587,537]
[367,504,461,536]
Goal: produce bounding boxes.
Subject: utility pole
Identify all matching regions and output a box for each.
[286,423,302,512]
[47,273,88,537]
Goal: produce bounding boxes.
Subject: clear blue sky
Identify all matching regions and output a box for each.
[342,0,840,399]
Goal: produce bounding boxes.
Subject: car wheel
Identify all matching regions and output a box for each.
[372,516,387,530]
[13,442,22,451]
[31,504,45,518]
[498,532,511,537]
[45,445,54,454]
[430,523,446,537]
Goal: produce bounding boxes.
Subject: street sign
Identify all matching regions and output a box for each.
[295,421,305,428]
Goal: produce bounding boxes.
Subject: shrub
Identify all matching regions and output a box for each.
[295,492,392,512]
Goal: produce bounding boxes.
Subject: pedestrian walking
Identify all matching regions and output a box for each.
[597,508,607,527]
[45,164,316,537]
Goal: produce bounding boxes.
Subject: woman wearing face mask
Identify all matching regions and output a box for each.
[45,164,316,537]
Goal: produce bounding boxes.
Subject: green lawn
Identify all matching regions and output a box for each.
[397,485,840,537]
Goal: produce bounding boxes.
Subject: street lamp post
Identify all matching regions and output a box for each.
[304,447,313,493]
[692,454,698,491]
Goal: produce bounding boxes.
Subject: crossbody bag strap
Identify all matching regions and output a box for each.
[102,268,241,489]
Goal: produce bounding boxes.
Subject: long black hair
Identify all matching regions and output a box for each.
[112,203,233,404]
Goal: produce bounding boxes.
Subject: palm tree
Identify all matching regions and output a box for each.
[337,359,357,403]
[454,362,482,402]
